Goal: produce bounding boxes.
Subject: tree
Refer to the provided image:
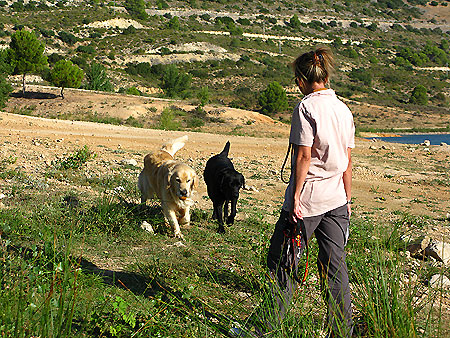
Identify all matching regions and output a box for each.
[0,50,12,108]
[85,62,114,92]
[7,29,47,95]
[124,0,147,20]
[50,60,84,99]
[409,85,428,105]
[197,86,210,107]
[160,64,191,98]
[258,81,288,116]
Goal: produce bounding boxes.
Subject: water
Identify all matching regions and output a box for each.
[368,133,450,145]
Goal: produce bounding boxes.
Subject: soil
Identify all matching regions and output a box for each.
[2,86,450,231]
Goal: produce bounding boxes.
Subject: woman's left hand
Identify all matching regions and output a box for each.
[290,198,303,223]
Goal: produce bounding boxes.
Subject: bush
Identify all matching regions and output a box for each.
[258,81,288,116]
[409,85,428,105]
[124,0,147,19]
[158,107,180,130]
[85,62,114,92]
[53,145,96,170]
[0,75,12,109]
[76,45,96,54]
[349,68,373,86]
[58,31,77,45]
[160,64,191,98]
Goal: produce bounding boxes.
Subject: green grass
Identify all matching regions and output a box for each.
[1,162,449,337]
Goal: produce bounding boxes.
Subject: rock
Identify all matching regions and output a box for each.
[381,145,388,150]
[441,142,448,146]
[369,145,377,150]
[424,239,450,266]
[120,159,138,166]
[423,148,430,152]
[446,212,450,221]
[406,235,430,256]
[141,221,155,234]
[243,185,259,192]
[429,274,450,289]
[422,140,431,147]
[0,193,5,200]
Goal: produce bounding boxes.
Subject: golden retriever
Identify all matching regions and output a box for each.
[138,135,198,240]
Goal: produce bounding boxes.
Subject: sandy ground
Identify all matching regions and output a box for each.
[1,91,449,231]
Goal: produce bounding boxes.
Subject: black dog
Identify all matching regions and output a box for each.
[204,141,245,233]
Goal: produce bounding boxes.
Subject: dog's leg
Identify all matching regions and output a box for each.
[213,200,225,233]
[179,207,190,227]
[162,204,184,240]
[227,198,237,225]
[224,200,229,220]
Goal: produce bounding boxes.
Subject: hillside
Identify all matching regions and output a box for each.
[1,1,450,337]
[1,0,450,131]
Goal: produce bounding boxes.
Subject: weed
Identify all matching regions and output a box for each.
[52,146,96,170]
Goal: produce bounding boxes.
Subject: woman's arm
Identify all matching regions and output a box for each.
[291,144,312,222]
[343,148,352,216]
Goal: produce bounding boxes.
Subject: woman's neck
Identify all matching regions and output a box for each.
[301,81,327,95]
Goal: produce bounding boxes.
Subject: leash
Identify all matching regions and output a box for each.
[283,218,309,286]
[280,142,309,286]
[280,143,293,184]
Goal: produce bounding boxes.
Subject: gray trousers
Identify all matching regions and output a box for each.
[266,204,353,338]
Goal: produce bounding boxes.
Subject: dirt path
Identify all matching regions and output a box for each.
[1,109,449,233]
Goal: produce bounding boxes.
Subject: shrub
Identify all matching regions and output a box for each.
[124,0,147,19]
[158,107,180,130]
[85,62,114,92]
[160,64,191,98]
[58,31,77,45]
[0,75,12,109]
[409,85,428,105]
[76,45,96,54]
[349,68,373,86]
[126,86,141,96]
[258,81,288,116]
[289,14,301,29]
[197,86,210,107]
[53,145,96,170]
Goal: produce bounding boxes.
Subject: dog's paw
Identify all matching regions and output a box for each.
[141,221,155,234]
[174,231,185,240]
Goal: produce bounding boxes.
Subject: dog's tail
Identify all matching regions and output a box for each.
[220,141,230,156]
[161,135,188,157]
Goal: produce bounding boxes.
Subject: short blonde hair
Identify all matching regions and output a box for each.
[292,47,334,84]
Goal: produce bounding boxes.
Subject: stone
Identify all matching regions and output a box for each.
[120,159,138,166]
[0,193,5,200]
[441,142,448,146]
[406,235,430,256]
[369,145,377,150]
[429,274,450,289]
[424,239,450,266]
[141,221,155,234]
[243,185,259,192]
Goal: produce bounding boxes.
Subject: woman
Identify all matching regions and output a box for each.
[267,47,355,338]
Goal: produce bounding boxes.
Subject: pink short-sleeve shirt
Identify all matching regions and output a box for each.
[282,89,355,217]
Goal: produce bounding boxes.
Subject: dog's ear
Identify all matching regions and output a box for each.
[191,172,199,191]
[165,170,172,189]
